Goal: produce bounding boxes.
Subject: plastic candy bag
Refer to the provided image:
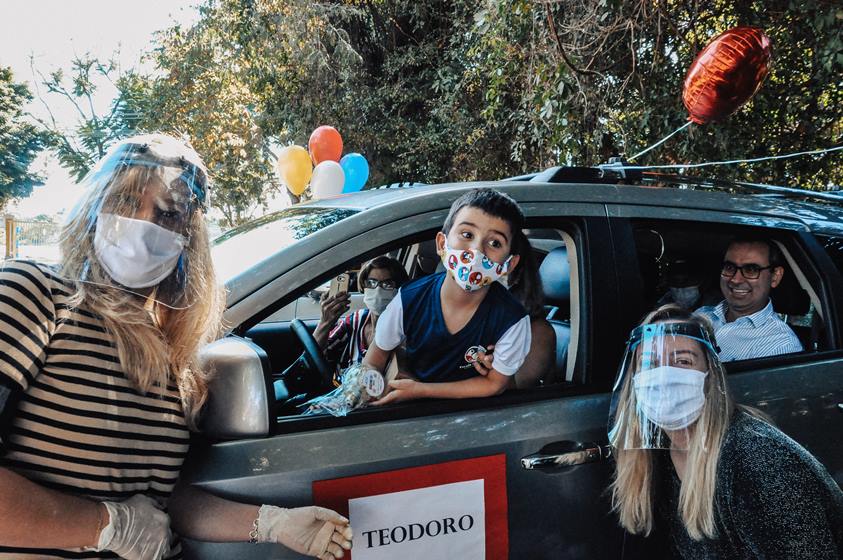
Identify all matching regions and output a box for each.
[301,363,385,417]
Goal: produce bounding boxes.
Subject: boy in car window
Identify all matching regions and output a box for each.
[363,189,537,404]
[696,237,802,361]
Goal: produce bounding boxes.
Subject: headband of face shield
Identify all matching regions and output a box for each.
[66,139,210,309]
[92,141,209,211]
[608,321,722,450]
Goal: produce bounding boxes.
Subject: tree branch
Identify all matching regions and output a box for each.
[544,3,603,78]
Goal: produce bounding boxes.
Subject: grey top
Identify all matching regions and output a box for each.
[655,411,843,559]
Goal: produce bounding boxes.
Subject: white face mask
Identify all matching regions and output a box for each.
[363,286,395,315]
[670,286,700,309]
[441,241,512,292]
[94,213,186,289]
[633,365,707,430]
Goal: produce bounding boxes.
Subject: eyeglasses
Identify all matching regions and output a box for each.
[362,278,397,290]
[720,261,774,280]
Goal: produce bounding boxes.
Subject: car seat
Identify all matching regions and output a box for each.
[410,239,442,278]
[539,247,571,377]
[770,260,816,351]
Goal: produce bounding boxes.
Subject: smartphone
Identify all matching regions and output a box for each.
[328,273,350,298]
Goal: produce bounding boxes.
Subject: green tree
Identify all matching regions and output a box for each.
[41,0,842,228]
[31,54,140,181]
[28,46,269,227]
[120,18,278,227]
[156,0,841,190]
[0,67,47,210]
[465,0,843,186]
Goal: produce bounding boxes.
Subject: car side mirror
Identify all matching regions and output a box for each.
[199,337,273,440]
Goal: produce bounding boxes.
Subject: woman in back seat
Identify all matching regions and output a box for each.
[314,256,408,383]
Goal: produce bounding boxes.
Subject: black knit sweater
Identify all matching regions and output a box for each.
[654,411,843,559]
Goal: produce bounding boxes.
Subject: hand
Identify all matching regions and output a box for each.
[473,344,495,376]
[372,378,425,406]
[320,291,350,326]
[256,505,352,559]
[95,495,172,560]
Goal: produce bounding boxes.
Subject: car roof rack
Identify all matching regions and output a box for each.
[504,162,843,206]
[505,158,643,184]
[371,181,428,190]
[644,172,843,205]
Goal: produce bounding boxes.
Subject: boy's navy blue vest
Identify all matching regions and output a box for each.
[400,272,527,382]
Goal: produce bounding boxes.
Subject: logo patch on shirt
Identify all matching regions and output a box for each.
[461,345,487,369]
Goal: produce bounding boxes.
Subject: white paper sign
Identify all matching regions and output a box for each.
[349,479,486,560]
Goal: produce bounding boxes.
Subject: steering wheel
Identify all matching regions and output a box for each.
[290,318,334,388]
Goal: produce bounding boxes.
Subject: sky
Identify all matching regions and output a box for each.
[1,1,202,217]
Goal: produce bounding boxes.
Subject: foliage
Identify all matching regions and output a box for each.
[37,0,843,227]
[449,0,843,186]
[32,55,139,181]
[153,0,841,193]
[215,0,512,184]
[119,13,277,227]
[0,67,47,210]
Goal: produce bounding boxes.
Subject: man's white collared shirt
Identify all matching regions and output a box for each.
[695,300,803,361]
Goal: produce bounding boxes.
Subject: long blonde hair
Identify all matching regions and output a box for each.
[609,305,734,540]
[59,134,225,429]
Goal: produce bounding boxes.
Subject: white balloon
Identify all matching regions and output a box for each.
[311,161,345,199]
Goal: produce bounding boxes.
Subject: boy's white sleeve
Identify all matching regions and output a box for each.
[491,315,532,376]
[373,291,405,351]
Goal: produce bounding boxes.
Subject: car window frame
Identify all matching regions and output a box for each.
[233,213,614,436]
[611,211,843,374]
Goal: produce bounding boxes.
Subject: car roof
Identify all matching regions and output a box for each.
[299,176,843,235]
[221,173,843,325]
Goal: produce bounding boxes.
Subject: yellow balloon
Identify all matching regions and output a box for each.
[276,145,313,196]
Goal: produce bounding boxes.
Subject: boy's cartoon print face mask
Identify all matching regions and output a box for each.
[441,240,512,292]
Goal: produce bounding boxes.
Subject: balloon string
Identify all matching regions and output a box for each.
[628,121,693,162]
[616,144,843,171]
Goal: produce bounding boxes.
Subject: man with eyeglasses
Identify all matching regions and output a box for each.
[695,237,802,361]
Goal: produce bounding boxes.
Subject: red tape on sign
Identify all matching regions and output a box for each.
[313,454,508,560]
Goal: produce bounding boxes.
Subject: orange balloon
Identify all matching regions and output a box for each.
[682,27,772,125]
[308,125,343,164]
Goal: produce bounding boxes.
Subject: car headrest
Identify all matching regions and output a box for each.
[413,239,441,276]
[770,263,811,316]
[539,246,570,306]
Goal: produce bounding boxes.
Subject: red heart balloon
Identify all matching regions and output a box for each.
[682,27,772,125]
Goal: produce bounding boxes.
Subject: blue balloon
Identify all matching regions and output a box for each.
[340,153,369,193]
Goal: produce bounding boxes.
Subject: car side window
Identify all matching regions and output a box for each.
[523,229,572,385]
[819,235,843,277]
[297,228,575,389]
[629,221,826,361]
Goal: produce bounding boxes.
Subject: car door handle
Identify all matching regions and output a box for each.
[521,441,612,471]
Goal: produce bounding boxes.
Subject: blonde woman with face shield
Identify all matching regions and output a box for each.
[608,305,842,559]
[0,134,351,560]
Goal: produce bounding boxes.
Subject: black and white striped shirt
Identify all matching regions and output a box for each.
[0,260,187,559]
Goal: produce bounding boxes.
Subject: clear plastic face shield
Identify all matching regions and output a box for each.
[608,321,721,451]
[63,136,209,309]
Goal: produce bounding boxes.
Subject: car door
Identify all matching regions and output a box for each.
[180,196,631,559]
[607,199,843,486]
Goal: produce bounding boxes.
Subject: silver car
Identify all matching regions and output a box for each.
[183,174,843,559]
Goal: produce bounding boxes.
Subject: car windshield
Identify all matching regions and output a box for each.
[212,207,358,284]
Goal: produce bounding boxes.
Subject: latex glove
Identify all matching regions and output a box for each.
[256,505,353,559]
[96,494,171,560]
